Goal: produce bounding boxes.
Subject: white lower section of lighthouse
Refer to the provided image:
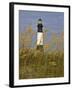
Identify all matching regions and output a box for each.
[37,32,43,45]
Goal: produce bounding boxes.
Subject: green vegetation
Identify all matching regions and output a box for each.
[19,48,64,79]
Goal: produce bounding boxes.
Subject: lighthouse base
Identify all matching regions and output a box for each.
[37,45,43,51]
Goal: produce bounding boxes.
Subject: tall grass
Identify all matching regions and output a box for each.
[19,48,64,79]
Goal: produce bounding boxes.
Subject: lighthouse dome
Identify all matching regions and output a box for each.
[38,18,42,24]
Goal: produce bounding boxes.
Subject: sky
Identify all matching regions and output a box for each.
[19,10,64,33]
[19,10,64,49]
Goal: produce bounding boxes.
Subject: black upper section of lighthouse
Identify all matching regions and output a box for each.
[37,18,43,32]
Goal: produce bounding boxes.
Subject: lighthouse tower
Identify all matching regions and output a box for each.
[37,18,43,50]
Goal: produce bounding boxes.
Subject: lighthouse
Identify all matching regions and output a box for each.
[37,18,43,51]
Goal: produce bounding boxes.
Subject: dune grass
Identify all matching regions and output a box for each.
[19,48,64,79]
